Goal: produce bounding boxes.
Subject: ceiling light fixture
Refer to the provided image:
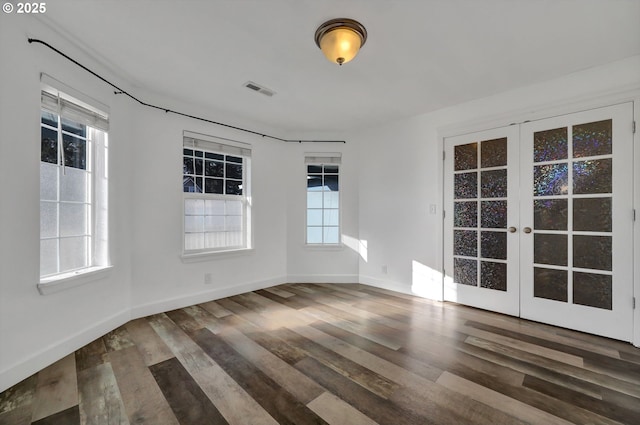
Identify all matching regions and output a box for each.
[314,18,367,66]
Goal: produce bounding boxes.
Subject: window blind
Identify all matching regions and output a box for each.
[183,131,251,157]
[41,90,109,131]
[305,153,342,164]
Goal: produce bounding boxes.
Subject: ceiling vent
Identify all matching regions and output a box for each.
[243,81,275,97]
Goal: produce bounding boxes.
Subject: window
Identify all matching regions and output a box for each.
[306,154,341,244]
[40,86,109,283]
[183,132,251,254]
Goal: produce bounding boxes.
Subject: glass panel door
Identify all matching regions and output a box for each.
[444,126,520,316]
[519,103,634,341]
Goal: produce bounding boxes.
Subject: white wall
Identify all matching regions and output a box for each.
[283,132,360,283]
[0,14,358,392]
[128,104,290,318]
[354,55,640,342]
[0,15,134,391]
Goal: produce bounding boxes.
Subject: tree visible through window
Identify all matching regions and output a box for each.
[182,135,251,253]
[40,88,109,281]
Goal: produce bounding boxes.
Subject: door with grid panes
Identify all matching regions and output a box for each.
[519,103,633,340]
[444,103,634,340]
[444,125,520,316]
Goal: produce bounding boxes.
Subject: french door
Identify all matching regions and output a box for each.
[444,103,634,341]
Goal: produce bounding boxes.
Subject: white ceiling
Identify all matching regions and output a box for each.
[40,0,640,133]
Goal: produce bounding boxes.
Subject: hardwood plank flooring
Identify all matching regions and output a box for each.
[1,283,639,425]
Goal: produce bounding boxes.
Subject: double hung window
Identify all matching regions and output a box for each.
[306,154,341,244]
[39,84,109,283]
[183,132,251,253]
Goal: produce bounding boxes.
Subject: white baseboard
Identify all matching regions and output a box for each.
[0,309,130,393]
[130,275,287,320]
[287,274,359,284]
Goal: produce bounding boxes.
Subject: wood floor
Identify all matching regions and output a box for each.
[1,283,640,425]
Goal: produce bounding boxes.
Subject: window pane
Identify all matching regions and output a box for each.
[307,227,322,244]
[183,157,194,174]
[323,165,339,174]
[205,152,224,160]
[324,192,339,209]
[307,209,322,226]
[204,232,226,248]
[41,110,58,128]
[226,180,243,195]
[226,163,243,179]
[194,158,203,175]
[183,176,202,193]
[61,117,86,138]
[205,199,225,215]
[204,215,225,232]
[204,178,223,194]
[480,138,507,168]
[40,239,58,276]
[183,148,193,156]
[40,162,58,201]
[226,200,243,215]
[226,216,242,232]
[226,155,242,164]
[195,150,203,158]
[40,202,57,238]
[308,165,322,173]
[59,203,87,237]
[185,199,204,215]
[60,167,88,202]
[41,127,58,164]
[323,209,339,226]
[307,192,323,208]
[59,236,88,271]
[323,227,340,244]
[185,233,204,250]
[184,215,204,233]
[307,175,323,191]
[62,133,86,170]
[205,160,224,177]
[226,231,243,246]
[324,175,339,191]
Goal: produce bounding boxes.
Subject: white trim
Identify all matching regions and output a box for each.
[38,265,113,295]
[130,275,285,319]
[0,308,130,393]
[287,274,359,284]
[180,248,255,263]
[634,97,640,348]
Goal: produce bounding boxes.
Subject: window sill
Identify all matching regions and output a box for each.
[38,265,113,295]
[304,243,344,251]
[181,248,254,263]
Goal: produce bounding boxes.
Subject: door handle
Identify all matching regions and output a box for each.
[523,227,532,234]
[508,226,517,233]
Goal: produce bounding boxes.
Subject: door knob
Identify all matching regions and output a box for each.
[508,226,517,233]
[523,227,532,234]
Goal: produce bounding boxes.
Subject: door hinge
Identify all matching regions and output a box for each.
[634,297,636,309]
[443,210,446,219]
[634,209,636,222]
[443,151,446,160]
[633,121,636,134]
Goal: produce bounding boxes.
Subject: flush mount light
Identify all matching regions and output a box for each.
[314,18,367,66]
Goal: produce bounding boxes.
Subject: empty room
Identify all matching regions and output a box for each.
[1,1,640,424]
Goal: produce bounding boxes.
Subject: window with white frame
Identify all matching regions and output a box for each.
[306,154,341,244]
[183,132,251,253]
[40,86,109,282]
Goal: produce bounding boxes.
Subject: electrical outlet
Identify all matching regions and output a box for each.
[204,273,213,284]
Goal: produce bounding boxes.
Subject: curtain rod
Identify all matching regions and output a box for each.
[28,38,345,144]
